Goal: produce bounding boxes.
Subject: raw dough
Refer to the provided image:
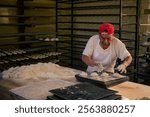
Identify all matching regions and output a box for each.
[80,72,88,76]
[90,72,99,77]
[112,73,123,78]
[100,72,109,77]
[2,62,78,82]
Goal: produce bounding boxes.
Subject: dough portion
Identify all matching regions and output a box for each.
[112,73,124,78]
[80,72,88,76]
[100,72,109,77]
[90,72,99,77]
[80,72,124,82]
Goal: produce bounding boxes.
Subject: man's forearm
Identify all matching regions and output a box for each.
[82,55,96,67]
[123,55,132,67]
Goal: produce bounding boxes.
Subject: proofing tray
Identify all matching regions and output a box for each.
[75,74,129,88]
[49,83,118,100]
[47,94,121,100]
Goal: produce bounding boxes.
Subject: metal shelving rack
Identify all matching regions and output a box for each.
[0,0,60,72]
[120,0,140,81]
[57,0,122,69]
[137,33,150,84]
[56,0,73,67]
[57,0,140,81]
[135,0,150,84]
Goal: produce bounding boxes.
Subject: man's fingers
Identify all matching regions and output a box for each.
[120,69,123,73]
[118,68,121,72]
[124,69,127,73]
[117,66,121,71]
[117,65,127,73]
[117,65,121,69]
[120,68,126,74]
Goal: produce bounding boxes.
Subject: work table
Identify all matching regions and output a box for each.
[110,81,150,99]
[1,76,150,100]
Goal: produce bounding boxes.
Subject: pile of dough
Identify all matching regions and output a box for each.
[2,62,77,81]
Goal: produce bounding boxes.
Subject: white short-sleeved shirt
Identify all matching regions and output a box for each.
[82,35,131,73]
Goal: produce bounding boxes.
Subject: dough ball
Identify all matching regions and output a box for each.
[90,72,99,77]
[100,72,109,77]
[112,73,123,78]
[80,72,87,76]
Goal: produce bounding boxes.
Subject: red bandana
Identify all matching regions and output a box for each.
[99,23,114,35]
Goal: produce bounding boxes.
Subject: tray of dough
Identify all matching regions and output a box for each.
[49,83,119,100]
[75,72,129,88]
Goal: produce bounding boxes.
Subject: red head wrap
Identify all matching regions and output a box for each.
[99,23,114,35]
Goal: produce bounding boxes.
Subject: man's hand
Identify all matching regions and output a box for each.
[117,64,127,74]
[117,55,132,74]
[96,63,104,73]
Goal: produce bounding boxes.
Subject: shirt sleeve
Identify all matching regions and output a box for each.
[115,40,131,61]
[82,36,95,57]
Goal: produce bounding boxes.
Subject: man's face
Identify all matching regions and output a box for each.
[99,32,113,47]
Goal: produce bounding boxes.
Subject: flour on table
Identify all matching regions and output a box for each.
[2,62,78,83]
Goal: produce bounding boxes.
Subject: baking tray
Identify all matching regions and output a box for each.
[47,94,121,100]
[49,83,118,100]
[47,95,64,100]
[75,73,129,88]
[100,94,122,100]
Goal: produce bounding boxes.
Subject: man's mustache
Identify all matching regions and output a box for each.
[102,39,110,46]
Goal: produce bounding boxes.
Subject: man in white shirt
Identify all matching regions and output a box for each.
[82,23,132,74]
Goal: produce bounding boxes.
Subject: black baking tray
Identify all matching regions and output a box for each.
[101,94,122,100]
[47,95,64,100]
[47,94,121,100]
[49,83,118,100]
[75,74,129,88]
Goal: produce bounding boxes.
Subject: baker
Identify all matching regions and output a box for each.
[82,23,132,74]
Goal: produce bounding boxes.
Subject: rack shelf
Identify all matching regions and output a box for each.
[0,32,56,38]
[0,46,62,71]
[0,5,17,7]
[58,14,120,17]
[58,21,119,25]
[140,42,150,47]
[0,23,55,26]
[58,28,136,34]
[58,5,120,10]
[58,0,115,4]
[58,5,136,10]
[0,15,54,18]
